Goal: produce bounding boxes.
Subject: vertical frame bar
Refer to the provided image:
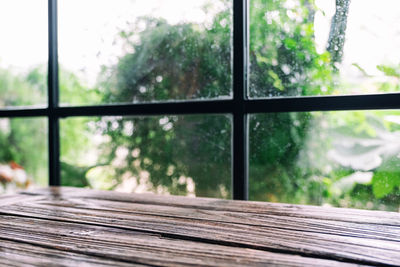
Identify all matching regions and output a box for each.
[48,0,60,186]
[232,0,249,200]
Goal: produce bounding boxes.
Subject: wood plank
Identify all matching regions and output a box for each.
[2,191,399,265]
[0,239,141,267]
[32,197,400,243]
[0,215,358,267]
[0,193,44,207]
[24,187,400,226]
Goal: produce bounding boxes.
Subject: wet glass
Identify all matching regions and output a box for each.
[58,0,232,105]
[60,114,232,198]
[0,118,48,194]
[249,0,400,98]
[250,111,400,212]
[0,0,47,108]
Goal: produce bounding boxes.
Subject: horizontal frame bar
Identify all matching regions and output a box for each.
[246,93,400,113]
[1,92,400,118]
[0,108,48,117]
[55,100,235,117]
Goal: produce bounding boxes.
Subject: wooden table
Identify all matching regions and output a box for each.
[0,187,399,266]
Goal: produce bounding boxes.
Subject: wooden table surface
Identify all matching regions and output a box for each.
[0,187,399,266]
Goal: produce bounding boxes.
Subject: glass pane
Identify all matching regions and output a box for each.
[59,0,232,106]
[60,115,231,198]
[0,0,47,108]
[0,118,48,194]
[250,111,400,212]
[250,0,400,98]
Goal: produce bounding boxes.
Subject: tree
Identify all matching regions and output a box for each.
[97,8,232,197]
[93,0,334,200]
[327,0,351,70]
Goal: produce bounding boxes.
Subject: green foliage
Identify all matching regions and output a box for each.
[376,64,400,92]
[249,0,334,97]
[0,66,46,107]
[59,67,101,105]
[377,64,400,78]
[100,14,231,102]
[60,162,92,187]
[91,115,231,197]
[300,110,400,210]
[0,117,48,186]
[94,0,332,199]
[372,171,400,199]
[94,4,233,197]
[0,65,100,188]
[0,66,48,186]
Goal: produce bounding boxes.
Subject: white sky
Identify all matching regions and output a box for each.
[0,0,221,85]
[0,0,399,87]
[0,0,47,72]
[58,0,222,85]
[315,0,400,82]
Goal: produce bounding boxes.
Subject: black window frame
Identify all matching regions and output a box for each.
[1,0,400,200]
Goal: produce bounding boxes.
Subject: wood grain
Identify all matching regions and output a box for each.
[0,239,141,267]
[2,199,397,266]
[1,187,399,266]
[0,193,43,207]
[25,186,400,226]
[0,215,358,266]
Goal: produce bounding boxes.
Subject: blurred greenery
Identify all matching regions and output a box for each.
[0,66,48,189]
[0,0,399,211]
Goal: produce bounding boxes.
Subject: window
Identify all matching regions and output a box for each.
[1,0,399,211]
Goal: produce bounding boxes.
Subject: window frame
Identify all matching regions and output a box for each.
[1,0,400,200]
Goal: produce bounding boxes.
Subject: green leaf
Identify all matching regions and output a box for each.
[372,171,400,199]
[284,38,297,50]
[351,63,371,77]
[331,171,373,197]
[377,65,400,78]
[268,70,284,91]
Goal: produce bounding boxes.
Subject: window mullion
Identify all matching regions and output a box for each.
[48,0,60,186]
[232,0,249,200]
